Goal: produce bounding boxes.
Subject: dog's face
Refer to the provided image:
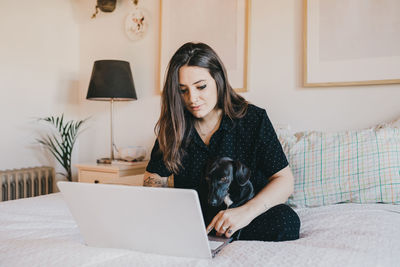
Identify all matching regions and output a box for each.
[205,157,251,207]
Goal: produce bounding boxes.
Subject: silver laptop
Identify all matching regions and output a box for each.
[57,181,232,259]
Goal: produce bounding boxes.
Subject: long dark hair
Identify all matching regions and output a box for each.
[156,42,248,173]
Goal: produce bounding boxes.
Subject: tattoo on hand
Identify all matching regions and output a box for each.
[143,176,168,187]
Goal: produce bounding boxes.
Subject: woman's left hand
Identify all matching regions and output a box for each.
[206,205,254,238]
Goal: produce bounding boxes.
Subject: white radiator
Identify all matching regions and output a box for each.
[0,166,55,202]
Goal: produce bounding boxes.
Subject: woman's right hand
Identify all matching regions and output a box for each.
[143,171,169,187]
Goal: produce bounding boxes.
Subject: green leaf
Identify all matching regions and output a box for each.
[36,114,87,181]
[59,114,64,132]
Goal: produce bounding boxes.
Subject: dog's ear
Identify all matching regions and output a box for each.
[234,161,251,186]
[205,156,218,174]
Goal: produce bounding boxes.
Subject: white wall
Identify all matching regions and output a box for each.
[246,0,400,131]
[0,0,80,173]
[1,0,400,178]
[76,0,400,164]
[75,0,161,164]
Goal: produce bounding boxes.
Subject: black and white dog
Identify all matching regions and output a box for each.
[205,157,254,208]
[202,157,255,238]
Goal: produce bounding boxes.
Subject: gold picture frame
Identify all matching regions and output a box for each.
[303,0,400,87]
[158,0,251,92]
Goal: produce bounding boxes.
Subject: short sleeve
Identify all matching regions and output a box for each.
[256,110,289,179]
[146,139,173,177]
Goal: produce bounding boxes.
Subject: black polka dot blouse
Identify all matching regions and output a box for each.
[146,104,288,195]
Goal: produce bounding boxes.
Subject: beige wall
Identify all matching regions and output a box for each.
[1,0,400,175]
[0,0,80,171]
[77,0,400,164]
[246,0,400,130]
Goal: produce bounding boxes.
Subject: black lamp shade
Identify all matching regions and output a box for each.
[87,60,137,101]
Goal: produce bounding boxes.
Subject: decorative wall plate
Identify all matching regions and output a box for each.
[125,7,148,41]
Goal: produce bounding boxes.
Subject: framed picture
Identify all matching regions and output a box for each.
[159,0,250,92]
[304,0,400,87]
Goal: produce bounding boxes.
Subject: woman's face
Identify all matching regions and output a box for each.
[178,66,219,120]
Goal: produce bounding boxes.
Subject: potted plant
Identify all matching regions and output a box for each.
[36,114,87,181]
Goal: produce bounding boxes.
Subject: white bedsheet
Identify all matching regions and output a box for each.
[1,193,400,267]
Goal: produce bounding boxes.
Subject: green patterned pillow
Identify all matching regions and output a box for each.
[281,126,400,208]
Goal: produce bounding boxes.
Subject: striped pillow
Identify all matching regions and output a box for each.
[283,126,400,208]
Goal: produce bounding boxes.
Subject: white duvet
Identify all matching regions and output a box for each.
[1,193,400,267]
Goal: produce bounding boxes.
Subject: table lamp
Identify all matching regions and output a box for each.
[87,60,137,163]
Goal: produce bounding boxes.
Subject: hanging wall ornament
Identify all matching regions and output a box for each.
[91,0,117,19]
[125,0,148,41]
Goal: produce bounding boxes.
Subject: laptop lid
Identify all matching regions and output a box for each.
[57,181,213,259]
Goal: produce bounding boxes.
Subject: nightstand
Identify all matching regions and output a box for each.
[76,161,148,186]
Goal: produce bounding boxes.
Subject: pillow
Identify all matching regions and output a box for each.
[275,126,296,157]
[283,126,400,208]
[375,116,400,129]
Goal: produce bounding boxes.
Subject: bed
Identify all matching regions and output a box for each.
[1,193,399,266]
[2,121,400,266]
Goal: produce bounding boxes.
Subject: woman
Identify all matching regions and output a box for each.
[144,42,300,241]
